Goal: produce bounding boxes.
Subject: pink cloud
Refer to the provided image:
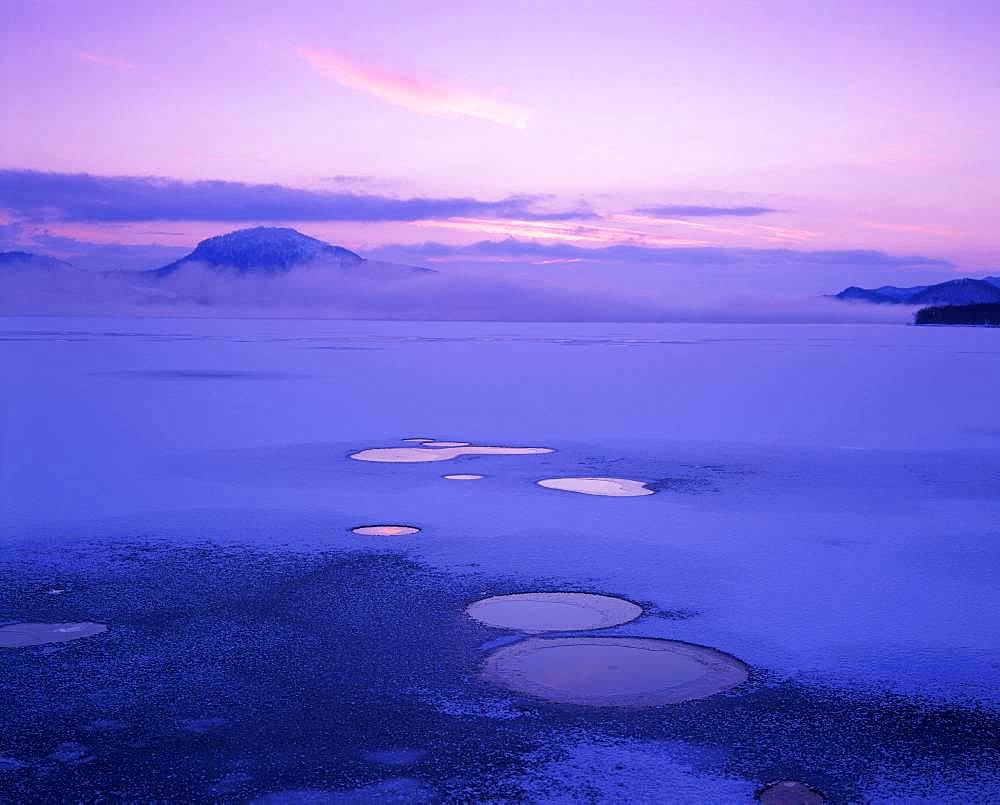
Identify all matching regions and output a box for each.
[76,51,135,70]
[295,46,533,129]
[414,217,708,247]
[613,213,819,244]
[745,223,820,243]
[614,213,746,237]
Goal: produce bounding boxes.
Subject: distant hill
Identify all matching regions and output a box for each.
[915,302,1000,326]
[0,251,79,272]
[835,284,929,304]
[834,276,1000,305]
[152,227,429,277]
[909,278,1000,305]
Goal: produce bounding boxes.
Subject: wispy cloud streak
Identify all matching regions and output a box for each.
[634,205,777,218]
[859,221,962,238]
[296,47,533,129]
[616,213,819,244]
[76,51,135,70]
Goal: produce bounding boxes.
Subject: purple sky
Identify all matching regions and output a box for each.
[2,0,998,283]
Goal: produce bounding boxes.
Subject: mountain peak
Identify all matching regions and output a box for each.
[834,276,1000,306]
[909,278,1000,306]
[0,251,79,272]
[155,227,364,276]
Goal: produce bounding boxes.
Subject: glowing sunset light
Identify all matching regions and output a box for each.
[745,223,821,243]
[614,214,820,244]
[2,2,997,277]
[612,213,749,237]
[295,46,533,129]
[414,217,709,247]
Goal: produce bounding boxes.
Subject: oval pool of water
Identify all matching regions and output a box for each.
[466,592,641,633]
[536,477,653,497]
[351,445,553,463]
[757,780,827,804]
[482,636,748,706]
[351,525,421,537]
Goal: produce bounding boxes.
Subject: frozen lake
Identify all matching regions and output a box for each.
[1,316,999,802]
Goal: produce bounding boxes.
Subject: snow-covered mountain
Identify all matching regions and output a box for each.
[834,277,1000,305]
[152,227,429,277]
[908,278,1000,306]
[1,230,439,315]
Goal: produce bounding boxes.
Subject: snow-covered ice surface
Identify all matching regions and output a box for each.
[1,317,999,802]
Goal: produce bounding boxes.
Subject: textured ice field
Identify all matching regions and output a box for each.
[1,317,999,801]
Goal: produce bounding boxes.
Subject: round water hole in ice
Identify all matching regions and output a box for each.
[351,445,553,463]
[482,636,748,706]
[757,780,827,804]
[0,622,108,648]
[351,525,421,537]
[466,592,641,633]
[536,477,653,497]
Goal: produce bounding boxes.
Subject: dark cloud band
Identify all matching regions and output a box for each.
[0,169,594,224]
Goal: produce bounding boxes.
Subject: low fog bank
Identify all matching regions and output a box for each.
[0,258,915,323]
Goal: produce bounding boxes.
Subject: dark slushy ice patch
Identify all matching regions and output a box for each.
[0,546,548,802]
[178,717,227,734]
[49,741,90,763]
[757,779,827,804]
[0,622,107,647]
[251,778,433,803]
[98,369,309,380]
[482,637,748,706]
[466,592,641,633]
[2,544,1000,802]
[307,345,384,351]
[362,748,427,766]
[536,477,654,496]
[643,476,718,494]
[350,525,421,537]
